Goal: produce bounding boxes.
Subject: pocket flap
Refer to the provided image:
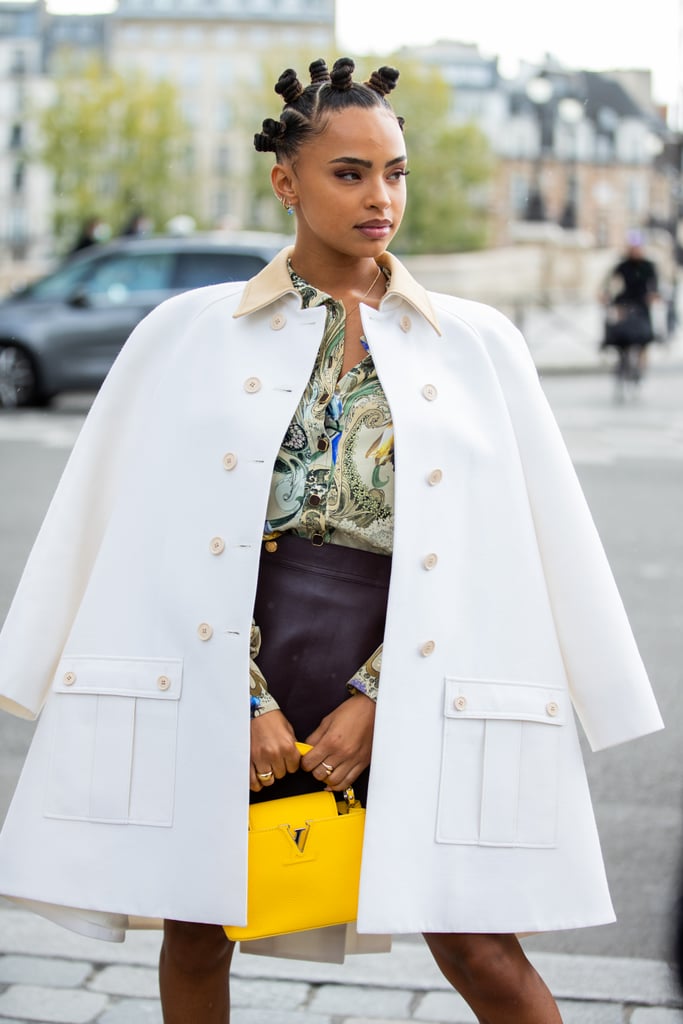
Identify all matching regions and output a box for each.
[53,656,183,700]
[444,678,565,725]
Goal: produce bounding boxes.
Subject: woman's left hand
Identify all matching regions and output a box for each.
[302,692,376,791]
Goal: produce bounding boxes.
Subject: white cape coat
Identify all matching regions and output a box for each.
[0,249,663,949]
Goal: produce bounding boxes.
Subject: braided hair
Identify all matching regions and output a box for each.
[254,57,403,161]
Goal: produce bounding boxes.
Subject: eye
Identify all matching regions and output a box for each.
[388,168,409,181]
[335,169,362,181]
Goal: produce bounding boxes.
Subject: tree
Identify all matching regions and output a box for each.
[384,60,495,254]
[37,60,193,249]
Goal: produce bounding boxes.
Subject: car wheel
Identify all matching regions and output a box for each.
[0,343,40,408]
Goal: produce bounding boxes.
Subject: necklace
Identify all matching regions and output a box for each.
[345,265,383,318]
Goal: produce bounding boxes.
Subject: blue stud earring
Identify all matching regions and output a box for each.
[287,205,295,216]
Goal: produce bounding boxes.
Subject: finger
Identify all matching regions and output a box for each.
[253,766,276,788]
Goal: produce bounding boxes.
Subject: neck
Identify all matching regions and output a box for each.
[289,252,383,298]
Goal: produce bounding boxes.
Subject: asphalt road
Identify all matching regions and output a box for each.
[0,368,682,962]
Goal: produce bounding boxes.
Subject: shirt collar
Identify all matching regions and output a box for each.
[233,246,441,335]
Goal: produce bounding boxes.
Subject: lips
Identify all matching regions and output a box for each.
[357,221,392,239]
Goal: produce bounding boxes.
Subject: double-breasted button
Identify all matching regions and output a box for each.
[546,701,560,718]
[423,553,438,570]
[63,671,76,686]
[422,384,438,401]
[316,436,330,453]
[270,312,286,331]
[197,622,214,641]
[244,377,261,394]
[222,452,238,471]
[157,675,171,691]
[209,537,225,555]
[427,469,443,486]
[453,695,467,711]
[420,640,436,657]
[399,315,412,333]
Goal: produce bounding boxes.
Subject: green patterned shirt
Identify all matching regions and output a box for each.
[250,264,392,717]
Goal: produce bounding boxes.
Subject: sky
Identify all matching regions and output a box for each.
[33,0,683,113]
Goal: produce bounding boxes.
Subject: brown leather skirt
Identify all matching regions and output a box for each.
[250,532,391,806]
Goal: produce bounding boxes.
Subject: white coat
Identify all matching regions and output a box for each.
[0,249,663,948]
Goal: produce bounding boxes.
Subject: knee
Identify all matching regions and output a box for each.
[426,932,525,987]
[161,920,234,976]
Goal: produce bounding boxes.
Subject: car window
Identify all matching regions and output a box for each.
[173,252,267,290]
[83,252,174,303]
[20,259,93,301]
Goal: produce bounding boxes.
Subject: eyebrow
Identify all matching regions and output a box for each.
[328,156,407,169]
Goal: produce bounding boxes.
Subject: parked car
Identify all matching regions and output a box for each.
[0,231,292,407]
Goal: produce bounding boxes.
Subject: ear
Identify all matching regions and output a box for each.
[271,163,297,208]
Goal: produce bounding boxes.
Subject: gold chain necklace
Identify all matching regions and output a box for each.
[345,265,383,319]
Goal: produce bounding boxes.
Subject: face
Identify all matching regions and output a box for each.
[273,105,408,263]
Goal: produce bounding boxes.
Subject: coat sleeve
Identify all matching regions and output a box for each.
[0,291,204,719]
[472,304,663,751]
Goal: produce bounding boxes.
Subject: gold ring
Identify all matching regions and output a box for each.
[257,771,273,780]
[321,762,334,774]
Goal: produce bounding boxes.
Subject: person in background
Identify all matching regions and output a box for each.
[601,229,660,379]
[66,215,110,257]
[0,57,663,1024]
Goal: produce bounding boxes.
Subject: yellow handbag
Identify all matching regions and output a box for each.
[224,743,365,942]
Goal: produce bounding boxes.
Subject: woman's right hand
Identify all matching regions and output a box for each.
[249,710,301,792]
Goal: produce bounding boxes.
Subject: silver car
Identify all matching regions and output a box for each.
[0,231,291,407]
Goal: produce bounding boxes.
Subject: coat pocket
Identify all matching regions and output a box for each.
[44,656,183,827]
[436,677,565,848]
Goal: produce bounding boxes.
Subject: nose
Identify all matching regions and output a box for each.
[367,177,391,211]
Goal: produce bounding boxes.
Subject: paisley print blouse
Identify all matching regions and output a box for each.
[250,264,392,717]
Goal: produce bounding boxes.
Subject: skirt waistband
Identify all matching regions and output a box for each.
[261,532,391,588]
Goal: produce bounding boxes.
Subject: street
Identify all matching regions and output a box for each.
[0,367,682,963]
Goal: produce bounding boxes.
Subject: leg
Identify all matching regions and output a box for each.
[423,932,563,1024]
[159,920,235,1024]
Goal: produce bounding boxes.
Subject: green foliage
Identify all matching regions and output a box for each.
[37,60,193,248]
[382,59,495,253]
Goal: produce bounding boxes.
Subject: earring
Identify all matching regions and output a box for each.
[280,195,295,216]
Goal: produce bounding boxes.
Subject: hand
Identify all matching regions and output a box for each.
[250,711,300,792]
[301,693,376,792]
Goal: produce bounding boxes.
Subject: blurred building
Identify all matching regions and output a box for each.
[399,40,677,251]
[110,0,335,229]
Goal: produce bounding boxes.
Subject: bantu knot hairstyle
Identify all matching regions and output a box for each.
[253,56,403,160]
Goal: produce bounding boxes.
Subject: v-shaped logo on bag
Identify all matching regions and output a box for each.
[287,825,310,852]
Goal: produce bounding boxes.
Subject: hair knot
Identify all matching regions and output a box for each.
[329,57,355,91]
[365,66,400,98]
[275,68,304,105]
[309,58,331,85]
[253,117,286,153]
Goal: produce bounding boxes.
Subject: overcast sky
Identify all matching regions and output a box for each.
[31,0,683,114]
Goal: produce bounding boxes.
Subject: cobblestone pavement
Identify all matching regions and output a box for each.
[0,903,682,1023]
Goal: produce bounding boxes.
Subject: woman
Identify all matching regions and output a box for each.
[0,59,663,1023]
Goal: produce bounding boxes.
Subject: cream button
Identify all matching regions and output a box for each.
[423,553,438,570]
[244,377,261,394]
[210,537,225,555]
[197,622,214,641]
[400,315,412,333]
[427,469,443,486]
[222,452,238,471]
[157,675,171,691]
[270,313,286,330]
[420,640,436,657]
[546,701,560,718]
[63,671,76,686]
[422,384,438,401]
[454,695,467,711]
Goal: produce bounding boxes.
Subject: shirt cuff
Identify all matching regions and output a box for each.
[249,619,280,718]
[345,644,382,702]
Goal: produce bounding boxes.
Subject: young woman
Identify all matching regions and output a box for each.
[0,58,663,1024]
